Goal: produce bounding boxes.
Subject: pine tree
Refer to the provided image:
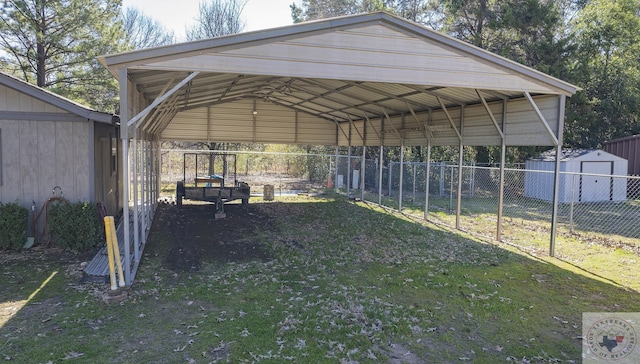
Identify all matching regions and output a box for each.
[0,0,125,111]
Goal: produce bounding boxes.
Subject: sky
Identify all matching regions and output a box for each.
[121,0,300,40]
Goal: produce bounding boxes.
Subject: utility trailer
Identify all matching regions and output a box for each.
[176,152,250,218]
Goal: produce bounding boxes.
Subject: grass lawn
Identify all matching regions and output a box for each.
[1,193,639,363]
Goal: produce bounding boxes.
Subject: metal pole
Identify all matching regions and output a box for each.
[399,136,404,211]
[470,165,475,197]
[142,137,147,240]
[378,146,383,205]
[424,141,431,220]
[497,100,507,241]
[449,166,454,211]
[413,163,417,202]
[440,162,445,197]
[347,145,352,196]
[456,107,464,230]
[388,161,393,197]
[334,146,339,193]
[456,145,463,229]
[570,173,575,233]
[550,95,566,257]
[133,133,139,264]
[143,138,148,241]
[361,146,366,201]
[379,117,384,205]
[118,67,131,286]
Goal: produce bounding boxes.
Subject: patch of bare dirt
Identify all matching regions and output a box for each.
[154,201,276,272]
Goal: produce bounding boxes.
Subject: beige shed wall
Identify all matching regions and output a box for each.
[0,83,67,113]
[0,118,92,208]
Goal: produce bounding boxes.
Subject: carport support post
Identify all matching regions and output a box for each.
[361,146,366,201]
[119,67,132,285]
[378,117,384,205]
[497,100,507,241]
[399,135,404,211]
[549,95,566,257]
[347,145,352,195]
[133,130,139,270]
[456,108,464,230]
[424,140,431,220]
[378,146,383,205]
[334,146,339,192]
[157,136,162,205]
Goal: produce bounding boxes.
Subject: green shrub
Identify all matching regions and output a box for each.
[0,202,29,251]
[48,202,102,252]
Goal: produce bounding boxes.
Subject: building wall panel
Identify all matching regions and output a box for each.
[0,119,92,209]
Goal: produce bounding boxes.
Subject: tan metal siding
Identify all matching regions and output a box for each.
[504,96,558,146]
[164,101,336,145]
[296,114,336,145]
[334,95,558,147]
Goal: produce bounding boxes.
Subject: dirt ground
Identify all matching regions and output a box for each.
[150,200,277,272]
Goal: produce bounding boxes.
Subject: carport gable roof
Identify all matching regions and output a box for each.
[99,11,579,146]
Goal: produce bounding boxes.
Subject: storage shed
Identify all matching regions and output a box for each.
[524,149,627,203]
[0,72,121,238]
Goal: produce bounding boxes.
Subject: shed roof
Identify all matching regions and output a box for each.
[0,71,117,124]
[100,11,580,147]
[530,149,627,162]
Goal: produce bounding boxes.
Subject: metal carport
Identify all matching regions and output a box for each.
[98,11,579,285]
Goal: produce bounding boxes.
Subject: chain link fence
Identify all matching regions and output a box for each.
[161,150,331,196]
[333,155,640,254]
[161,150,639,254]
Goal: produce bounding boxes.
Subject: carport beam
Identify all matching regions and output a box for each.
[127,72,199,129]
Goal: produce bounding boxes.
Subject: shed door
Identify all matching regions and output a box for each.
[580,161,613,202]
